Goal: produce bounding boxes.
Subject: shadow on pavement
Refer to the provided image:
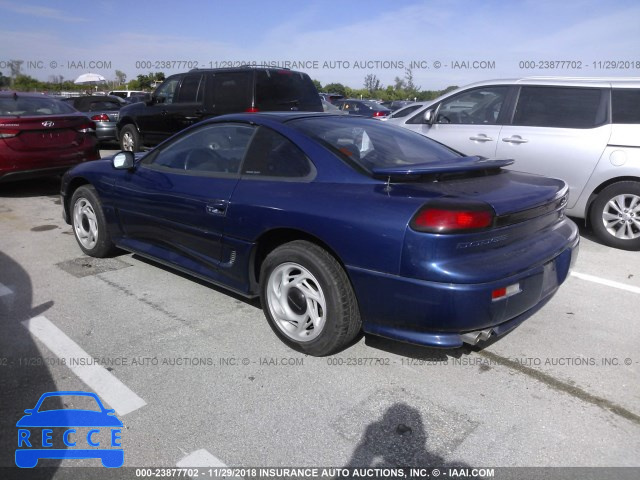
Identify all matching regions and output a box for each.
[0,251,60,477]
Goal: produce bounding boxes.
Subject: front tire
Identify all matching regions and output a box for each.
[260,241,361,356]
[119,124,140,152]
[590,181,640,251]
[71,185,115,257]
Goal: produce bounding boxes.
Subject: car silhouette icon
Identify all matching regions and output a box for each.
[16,391,123,468]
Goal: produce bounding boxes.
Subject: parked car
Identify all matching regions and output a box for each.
[116,66,323,152]
[108,90,147,99]
[334,99,391,119]
[62,113,578,356]
[381,100,415,111]
[381,101,426,121]
[319,93,345,104]
[321,99,345,113]
[61,95,123,143]
[0,92,99,183]
[389,77,640,250]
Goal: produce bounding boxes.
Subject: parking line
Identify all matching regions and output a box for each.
[22,315,146,416]
[177,449,229,467]
[0,283,13,297]
[572,272,640,295]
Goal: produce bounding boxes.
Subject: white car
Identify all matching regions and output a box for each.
[389,77,640,250]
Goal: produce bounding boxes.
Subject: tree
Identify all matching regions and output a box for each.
[363,74,382,94]
[312,79,322,91]
[393,76,406,92]
[441,85,458,95]
[404,68,420,99]
[9,60,24,86]
[115,70,127,85]
[323,82,347,96]
[0,72,10,88]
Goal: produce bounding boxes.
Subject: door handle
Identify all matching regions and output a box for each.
[206,201,228,216]
[469,134,493,142]
[185,110,205,121]
[502,136,529,144]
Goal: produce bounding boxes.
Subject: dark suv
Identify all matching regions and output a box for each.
[116,66,323,151]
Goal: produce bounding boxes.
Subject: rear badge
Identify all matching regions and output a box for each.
[457,235,508,249]
[41,121,55,127]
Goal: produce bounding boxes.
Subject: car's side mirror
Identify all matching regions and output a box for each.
[113,151,135,170]
[424,109,435,124]
[146,95,159,106]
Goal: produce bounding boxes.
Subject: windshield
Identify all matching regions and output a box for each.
[289,116,460,172]
[37,394,102,412]
[0,96,77,117]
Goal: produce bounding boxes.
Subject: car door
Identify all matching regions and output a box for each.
[135,76,182,144]
[496,85,611,209]
[164,73,206,135]
[403,86,510,158]
[112,122,256,281]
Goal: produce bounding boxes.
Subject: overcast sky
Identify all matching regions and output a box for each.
[1,0,639,90]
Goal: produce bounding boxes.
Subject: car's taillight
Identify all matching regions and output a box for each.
[492,283,521,301]
[245,107,259,113]
[0,128,19,139]
[411,204,495,233]
[77,121,96,133]
[373,111,388,117]
[90,114,110,122]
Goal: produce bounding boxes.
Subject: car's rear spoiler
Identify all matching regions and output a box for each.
[371,157,514,176]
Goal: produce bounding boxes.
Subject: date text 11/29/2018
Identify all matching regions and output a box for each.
[519,60,640,69]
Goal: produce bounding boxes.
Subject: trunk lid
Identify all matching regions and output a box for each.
[0,114,94,152]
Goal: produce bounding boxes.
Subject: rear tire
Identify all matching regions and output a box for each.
[119,124,140,152]
[71,185,115,257]
[589,181,640,251]
[259,240,361,356]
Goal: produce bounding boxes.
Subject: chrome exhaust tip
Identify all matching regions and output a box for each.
[460,328,493,345]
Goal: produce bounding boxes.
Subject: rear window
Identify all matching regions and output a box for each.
[0,96,77,116]
[513,86,607,128]
[289,116,459,173]
[612,89,640,124]
[255,70,322,111]
[88,100,121,111]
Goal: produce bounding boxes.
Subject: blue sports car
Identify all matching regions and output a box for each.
[61,113,579,356]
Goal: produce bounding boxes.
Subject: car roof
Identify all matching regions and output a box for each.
[449,77,640,91]
[0,91,54,98]
[207,112,340,124]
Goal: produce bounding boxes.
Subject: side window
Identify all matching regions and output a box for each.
[175,74,203,103]
[212,73,251,113]
[145,123,255,174]
[612,89,640,124]
[513,86,606,128]
[435,87,508,125]
[155,77,181,105]
[241,127,313,178]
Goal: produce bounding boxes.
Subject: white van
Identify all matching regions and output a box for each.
[389,77,640,250]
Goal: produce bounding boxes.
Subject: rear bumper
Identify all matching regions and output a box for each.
[95,123,117,141]
[349,230,579,348]
[0,165,78,183]
[0,145,99,183]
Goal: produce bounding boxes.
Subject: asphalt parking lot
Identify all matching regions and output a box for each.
[0,150,638,476]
